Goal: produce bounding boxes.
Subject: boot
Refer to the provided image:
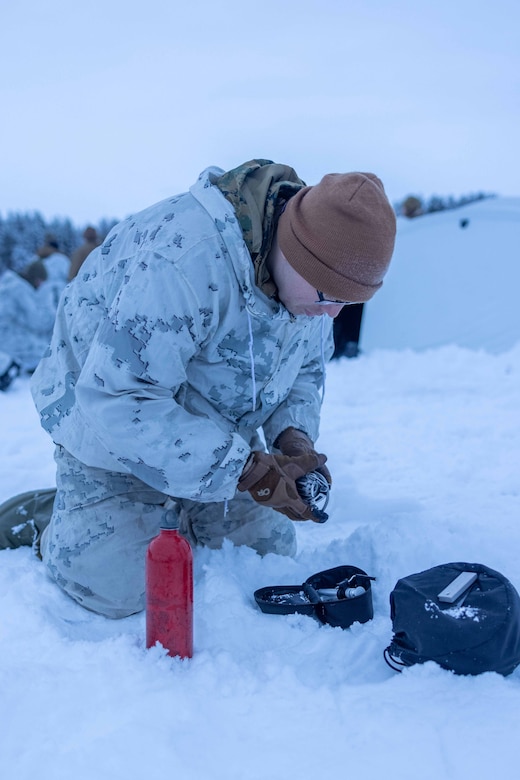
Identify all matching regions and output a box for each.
[0,488,56,550]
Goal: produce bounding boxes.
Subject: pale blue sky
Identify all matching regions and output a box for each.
[1,0,518,223]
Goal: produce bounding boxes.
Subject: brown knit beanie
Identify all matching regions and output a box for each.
[277,172,396,302]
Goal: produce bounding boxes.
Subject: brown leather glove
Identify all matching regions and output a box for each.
[275,427,332,486]
[237,450,328,522]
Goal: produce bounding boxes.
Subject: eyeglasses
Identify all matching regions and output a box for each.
[314,290,355,306]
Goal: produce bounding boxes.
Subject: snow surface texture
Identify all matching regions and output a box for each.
[361,197,520,354]
[1,204,520,780]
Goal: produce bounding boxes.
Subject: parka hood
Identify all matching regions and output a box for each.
[214,159,306,297]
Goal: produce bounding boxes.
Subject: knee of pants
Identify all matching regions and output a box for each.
[224,513,297,557]
[43,536,147,619]
[179,492,297,557]
[41,492,168,619]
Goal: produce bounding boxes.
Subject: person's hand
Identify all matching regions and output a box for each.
[237,450,327,522]
[275,427,332,486]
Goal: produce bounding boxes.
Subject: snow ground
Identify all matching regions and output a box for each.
[2,340,520,780]
[361,196,520,354]
[1,195,520,779]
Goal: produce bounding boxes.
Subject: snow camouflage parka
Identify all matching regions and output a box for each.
[31,167,333,503]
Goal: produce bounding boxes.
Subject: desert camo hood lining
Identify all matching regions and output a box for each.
[215,159,306,297]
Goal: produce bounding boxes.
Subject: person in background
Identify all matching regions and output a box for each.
[68,226,101,281]
[0,261,56,373]
[36,235,70,307]
[11,159,395,619]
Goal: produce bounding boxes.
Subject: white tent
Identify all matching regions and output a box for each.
[360,196,520,354]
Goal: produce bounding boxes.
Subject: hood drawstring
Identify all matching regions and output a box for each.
[247,309,257,413]
[247,308,324,407]
[320,315,327,403]
[225,312,326,519]
[225,309,256,519]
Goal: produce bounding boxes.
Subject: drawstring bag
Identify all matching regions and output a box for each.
[384,562,520,676]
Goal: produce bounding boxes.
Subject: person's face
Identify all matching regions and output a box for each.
[267,236,350,318]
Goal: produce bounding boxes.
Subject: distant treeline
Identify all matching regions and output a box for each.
[0,191,498,272]
[0,211,119,274]
[395,191,496,219]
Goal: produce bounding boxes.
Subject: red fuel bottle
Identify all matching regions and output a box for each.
[145,528,193,658]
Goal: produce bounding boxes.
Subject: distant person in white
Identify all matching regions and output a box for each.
[0,261,56,372]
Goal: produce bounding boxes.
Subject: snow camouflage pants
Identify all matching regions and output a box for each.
[39,446,296,618]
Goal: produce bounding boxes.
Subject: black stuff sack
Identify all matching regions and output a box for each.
[384,562,520,676]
